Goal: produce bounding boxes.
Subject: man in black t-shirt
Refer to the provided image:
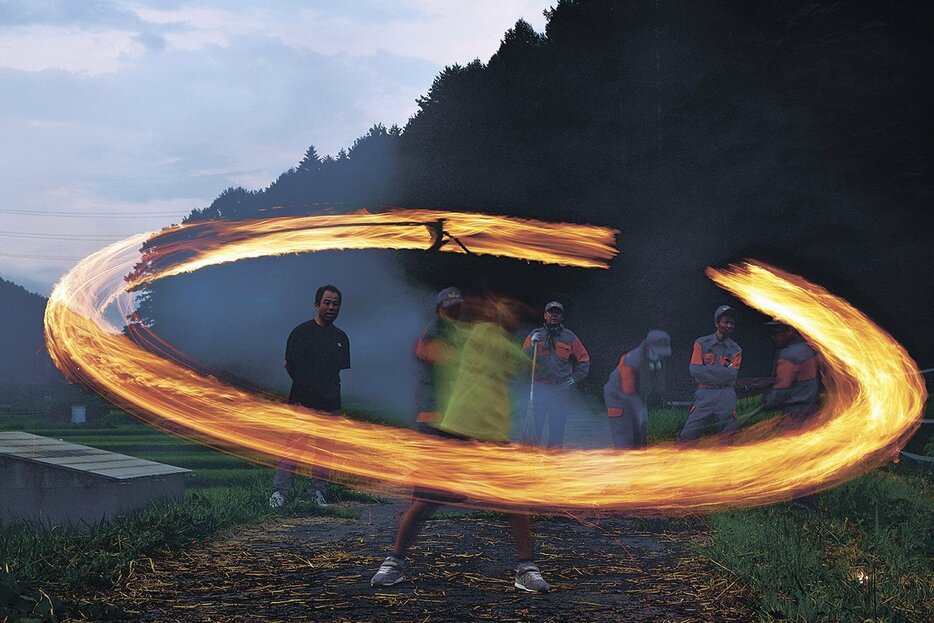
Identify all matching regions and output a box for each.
[270,284,350,508]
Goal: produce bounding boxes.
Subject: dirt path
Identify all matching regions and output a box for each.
[103,500,751,622]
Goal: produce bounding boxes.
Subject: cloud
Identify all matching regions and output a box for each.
[0,26,147,74]
[129,1,549,65]
[0,0,139,28]
[0,1,555,292]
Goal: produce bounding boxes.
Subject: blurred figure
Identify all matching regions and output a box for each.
[413,287,465,432]
[270,285,350,508]
[762,320,821,512]
[522,301,590,447]
[677,305,741,443]
[370,296,550,594]
[604,330,671,448]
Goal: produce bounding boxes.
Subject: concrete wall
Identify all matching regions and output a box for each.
[1,456,188,528]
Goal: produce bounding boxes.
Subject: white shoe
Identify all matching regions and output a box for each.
[312,489,329,507]
[269,491,286,508]
[515,563,550,593]
[371,556,405,587]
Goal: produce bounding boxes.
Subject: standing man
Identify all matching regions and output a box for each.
[762,320,821,512]
[522,301,590,448]
[414,287,465,432]
[677,305,741,443]
[269,284,350,508]
[604,330,671,449]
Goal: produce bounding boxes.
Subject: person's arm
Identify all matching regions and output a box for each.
[284,330,297,379]
[342,333,351,370]
[569,336,591,383]
[763,357,797,409]
[618,356,637,395]
[688,341,738,384]
[522,329,544,357]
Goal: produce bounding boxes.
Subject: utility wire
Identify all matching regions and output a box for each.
[0,208,184,218]
[0,230,125,241]
[0,252,85,261]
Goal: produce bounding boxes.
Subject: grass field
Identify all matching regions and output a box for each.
[0,410,369,622]
[1,401,932,622]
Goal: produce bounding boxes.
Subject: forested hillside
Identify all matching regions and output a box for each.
[135,0,934,401]
[0,277,55,385]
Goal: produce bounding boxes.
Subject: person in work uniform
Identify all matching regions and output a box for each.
[522,301,590,448]
[413,287,465,432]
[762,320,821,512]
[370,297,550,593]
[604,330,671,449]
[677,305,741,443]
[269,284,350,508]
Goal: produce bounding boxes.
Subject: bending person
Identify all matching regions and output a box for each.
[604,330,671,448]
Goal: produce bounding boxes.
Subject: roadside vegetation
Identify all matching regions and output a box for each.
[651,398,933,622]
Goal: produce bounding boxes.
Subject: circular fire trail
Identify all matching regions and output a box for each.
[45,210,926,512]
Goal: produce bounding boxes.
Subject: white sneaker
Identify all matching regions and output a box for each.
[312,489,329,507]
[269,491,286,508]
[515,562,550,593]
[371,556,405,587]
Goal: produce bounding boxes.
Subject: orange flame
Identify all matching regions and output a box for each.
[44,211,926,512]
[124,209,620,289]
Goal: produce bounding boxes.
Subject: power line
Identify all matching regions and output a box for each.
[0,252,85,261]
[0,208,186,218]
[0,230,125,241]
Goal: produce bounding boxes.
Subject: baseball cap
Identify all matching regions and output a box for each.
[645,330,672,357]
[714,305,736,323]
[436,287,464,308]
[544,301,564,312]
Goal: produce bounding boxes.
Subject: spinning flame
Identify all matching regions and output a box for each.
[44,210,926,512]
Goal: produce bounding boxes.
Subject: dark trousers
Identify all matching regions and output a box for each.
[527,383,571,448]
[272,410,339,495]
[677,387,737,443]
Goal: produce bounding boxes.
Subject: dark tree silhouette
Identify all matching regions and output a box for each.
[135,0,934,396]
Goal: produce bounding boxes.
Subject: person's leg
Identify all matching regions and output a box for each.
[782,404,819,512]
[677,406,710,443]
[546,386,570,448]
[307,410,340,502]
[634,405,649,448]
[371,499,440,587]
[271,432,307,504]
[392,500,440,557]
[715,409,738,436]
[529,383,549,445]
[509,513,549,592]
[607,410,634,449]
[308,437,332,492]
[677,389,715,443]
[791,492,818,513]
[508,513,535,561]
[271,457,295,500]
[714,390,738,442]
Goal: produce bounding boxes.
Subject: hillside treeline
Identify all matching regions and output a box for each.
[135,0,934,398]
